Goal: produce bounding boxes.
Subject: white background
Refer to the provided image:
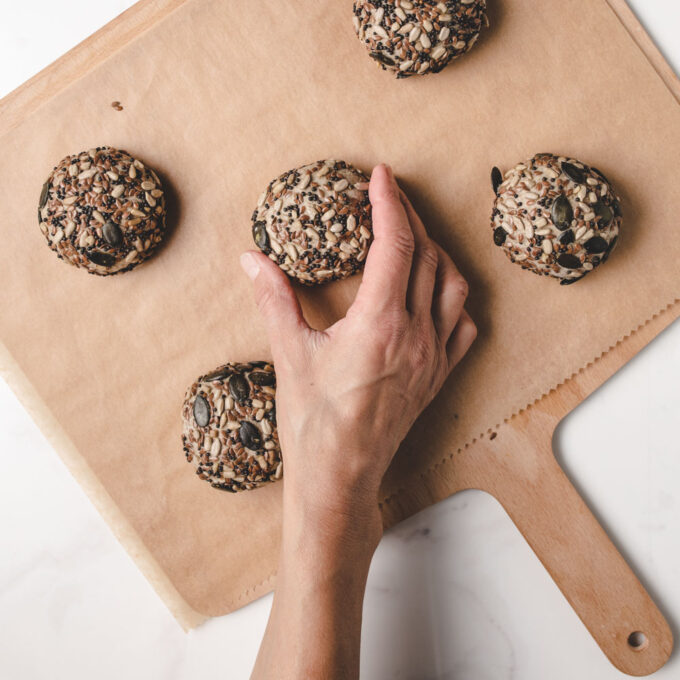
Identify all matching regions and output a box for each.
[0,2,678,679]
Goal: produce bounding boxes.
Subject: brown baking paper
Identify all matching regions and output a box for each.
[1,0,679,624]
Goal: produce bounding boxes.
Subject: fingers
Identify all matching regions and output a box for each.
[354,164,414,313]
[431,242,469,343]
[399,189,438,317]
[446,309,478,371]
[240,251,310,344]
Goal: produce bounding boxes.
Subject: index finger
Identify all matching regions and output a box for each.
[353,164,415,313]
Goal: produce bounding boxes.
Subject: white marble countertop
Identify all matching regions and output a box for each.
[1,2,679,678]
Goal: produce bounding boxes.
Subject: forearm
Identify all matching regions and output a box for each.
[246,164,476,679]
[251,488,382,680]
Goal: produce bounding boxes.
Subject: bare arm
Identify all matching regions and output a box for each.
[242,164,477,679]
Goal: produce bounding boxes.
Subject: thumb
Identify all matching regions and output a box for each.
[240,251,309,343]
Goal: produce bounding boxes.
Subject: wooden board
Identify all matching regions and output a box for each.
[0,1,677,675]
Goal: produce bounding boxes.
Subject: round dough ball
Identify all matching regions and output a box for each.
[490,153,622,285]
[182,362,282,493]
[352,0,488,78]
[38,146,167,276]
[251,160,372,285]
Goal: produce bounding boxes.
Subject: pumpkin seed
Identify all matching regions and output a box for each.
[250,371,275,387]
[193,395,210,427]
[102,221,123,247]
[557,253,581,269]
[491,167,502,195]
[86,251,116,267]
[204,366,230,382]
[229,374,250,403]
[493,227,506,246]
[371,51,395,67]
[252,221,268,250]
[584,236,608,254]
[593,201,613,227]
[39,182,50,210]
[239,421,262,450]
[561,162,585,184]
[560,275,585,286]
[551,194,573,230]
[591,166,610,184]
[559,230,575,245]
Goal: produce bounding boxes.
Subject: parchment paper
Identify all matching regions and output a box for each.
[1,0,679,621]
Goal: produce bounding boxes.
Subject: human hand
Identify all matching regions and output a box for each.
[240,164,476,540]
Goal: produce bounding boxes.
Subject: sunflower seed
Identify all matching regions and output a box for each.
[210,439,222,457]
[431,46,447,61]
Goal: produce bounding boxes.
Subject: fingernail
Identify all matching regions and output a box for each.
[240,252,260,281]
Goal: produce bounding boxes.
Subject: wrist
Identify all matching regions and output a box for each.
[282,481,383,559]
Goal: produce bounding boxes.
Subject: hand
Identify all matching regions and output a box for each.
[240,164,476,541]
[246,164,476,679]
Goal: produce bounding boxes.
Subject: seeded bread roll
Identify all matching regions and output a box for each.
[251,160,373,285]
[490,154,622,285]
[38,147,167,276]
[352,0,488,78]
[182,362,281,493]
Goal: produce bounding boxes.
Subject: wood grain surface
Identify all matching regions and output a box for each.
[0,0,677,674]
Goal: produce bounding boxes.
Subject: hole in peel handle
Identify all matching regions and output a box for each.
[628,631,649,653]
[485,454,673,676]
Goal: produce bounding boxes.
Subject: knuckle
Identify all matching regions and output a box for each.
[376,310,409,342]
[392,229,415,260]
[412,321,435,361]
[375,183,401,204]
[256,284,283,313]
[450,274,469,301]
[465,318,478,341]
[418,242,439,271]
[412,337,435,373]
